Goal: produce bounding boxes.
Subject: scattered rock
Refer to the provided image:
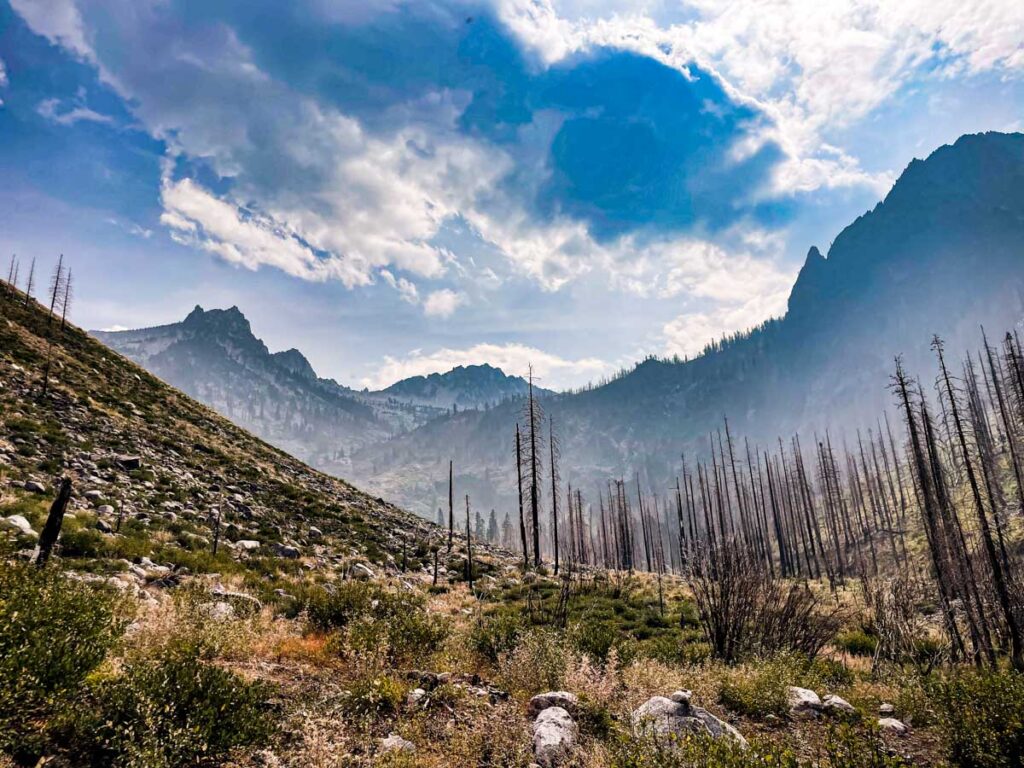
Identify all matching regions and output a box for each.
[532,706,578,767]
[308,526,322,538]
[84,490,104,502]
[2,515,36,537]
[23,480,46,494]
[380,733,415,753]
[96,519,114,534]
[528,691,580,718]
[274,543,300,559]
[822,694,856,717]
[878,717,909,735]
[879,703,896,716]
[115,455,142,470]
[234,539,261,552]
[407,687,427,706]
[204,601,235,622]
[632,695,747,748]
[787,686,824,717]
[96,504,115,516]
[350,562,376,580]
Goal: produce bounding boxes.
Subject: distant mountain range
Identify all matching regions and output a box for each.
[96,132,1024,519]
[93,307,549,476]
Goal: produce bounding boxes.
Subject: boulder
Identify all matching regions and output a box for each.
[878,717,909,735]
[632,696,747,748]
[350,562,376,580]
[84,490,104,502]
[205,601,236,622]
[274,543,300,559]
[96,519,114,534]
[308,526,323,538]
[23,480,47,494]
[235,539,261,552]
[528,691,580,718]
[822,694,856,717]
[879,702,895,716]
[380,733,415,753]
[407,687,427,706]
[96,504,115,516]
[787,686,824,717]
[115,455,142,470]
[532,706,577,767]
[2,515,36,537]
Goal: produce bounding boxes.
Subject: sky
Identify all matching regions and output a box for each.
[0,1,1022,391]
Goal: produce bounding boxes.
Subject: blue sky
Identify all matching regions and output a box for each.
[1,0,1022,390]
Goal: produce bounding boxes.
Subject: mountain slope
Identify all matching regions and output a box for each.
[352,132,1024,516]
[377,363,552,409]
[0,288,439,573]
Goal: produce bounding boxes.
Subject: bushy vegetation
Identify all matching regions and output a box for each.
[930,668,1024,768]
[0,562,127,760]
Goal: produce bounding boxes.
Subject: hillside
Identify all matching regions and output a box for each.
[352,132,1024,516]
[0,288,452,583]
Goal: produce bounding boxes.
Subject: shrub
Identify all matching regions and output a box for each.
[65,641,274,767]
[0,563,126,760]
[497,629,569,695]
[609,731,800,768]
[470,612,526,663]
[343,673,406,719]
[836,629,879,657]
[930,668,1024,768]
[820,724,915,768]
[717,658,791,720]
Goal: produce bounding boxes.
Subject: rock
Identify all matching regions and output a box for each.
[380,733,415,753]
[308,526,322,538]
[350,562,375,580]
[879,702,896,716]
[878,717,909,735]
[532,706,577,767]
[234,539,261,551]
[787,686,824,716]
[670,690,693,705]
[2,515,36,537]
[205,601,235,622]
[822,694,856,717]
[632,696,747,748]
[96,504,115,515]
[84,490,104,502]
[23,480,47,494]
[407,687,427,706]
[209,587,262,616]
[115,455,142,470]
[274,543,300,559]
[96,519,114,534]
[528,691,580,718]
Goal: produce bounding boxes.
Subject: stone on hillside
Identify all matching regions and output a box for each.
[632,696,747,748]
[23,480,46,494]
[407,687,427,706]
[532,706,577,768]
[84,490,104,502]
[308,526,322,538]
[878,717,909,735]
[96,519,114,534]
[274,543,300,559]
[2,515,36,537]
[528,691,580,718]
[116,455,142,470]
[350,562,375,580]
[879,702,895,716]
[787,686,824,716]
[235,539,261,551]
[205,601,235,622]
[822,694,856,716]
[380,733,415,753]
[97,504,115,515]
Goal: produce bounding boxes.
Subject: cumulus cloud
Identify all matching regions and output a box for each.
[662,290,790,360]
[362,342,614,390]
[9,0,94,61]
[422,289,466,318]
[0,57,8,88]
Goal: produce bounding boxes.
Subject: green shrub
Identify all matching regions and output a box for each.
[820,724,914,767]
[930,668,1024,768]
[717,659,791,720]
[343,673,406,719]
[0,563,126,760]
[65,642,274,767]
[470,612,527,663]
[836,629,879,657]
[609,730,800,768]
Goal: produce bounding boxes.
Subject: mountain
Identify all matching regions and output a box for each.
[351,132,1024,516]
[93,307,546,477]
[377,364,552,410]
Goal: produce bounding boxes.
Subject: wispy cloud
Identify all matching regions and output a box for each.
[37,96,113,126]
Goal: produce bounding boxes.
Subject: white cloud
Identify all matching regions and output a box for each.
[0,58,8,88]
[662,290,789,360]
[422,289,466,318]
[37,97,113,126]
[9,0,94,61]
[362,342,614,390]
